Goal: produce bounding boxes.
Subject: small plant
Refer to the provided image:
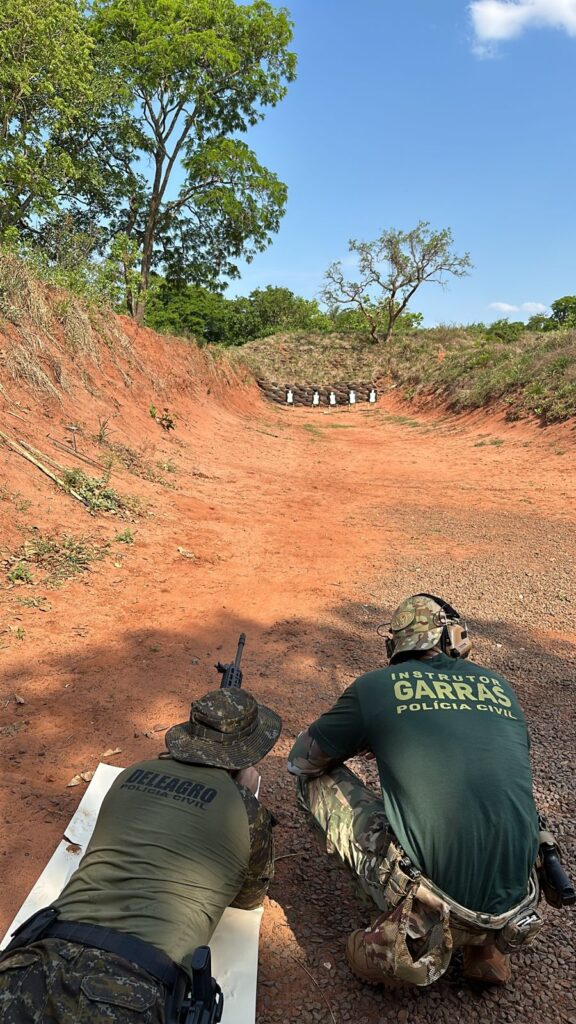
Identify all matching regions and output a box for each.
[17,596,48,609]
[14,627,26,641]
[489,439,504,446]
[96,416,111,444]
[62,468,140,517]
[7,533,109,587]
[149,403,176,429]
[157,407,176,432]
[7,562,34,584]
[156,459,177,473]
[115,528,134,544]
[0,485,31,511]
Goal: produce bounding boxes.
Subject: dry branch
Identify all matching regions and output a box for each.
[0,429,85,504]
[288,955,337,1024]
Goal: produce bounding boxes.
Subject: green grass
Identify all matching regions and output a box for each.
[63,468,142,516]
[99,442,174,488]
[383,414,422,428]
[16,595,49,609]
[115,528,134,544]
[5,533,109,588]
[7,562,34,584]
[302,423,324,439]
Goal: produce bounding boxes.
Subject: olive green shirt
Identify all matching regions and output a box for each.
[54,758,274,968]
[302,655,539,914]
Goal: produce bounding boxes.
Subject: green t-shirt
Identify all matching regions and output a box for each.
[54,758,270,968]
[309,655,539,914]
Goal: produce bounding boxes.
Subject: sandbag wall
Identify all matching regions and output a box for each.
[256,379,378,406]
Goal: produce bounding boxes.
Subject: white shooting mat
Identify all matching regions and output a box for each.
[1,763,263,1024]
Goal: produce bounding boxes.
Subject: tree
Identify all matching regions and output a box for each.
[527,297,576,332]
[145,281,330,344]
[243,286,330,336]
[328,307,423,334]
[550,296,576,329]
[0,0,97,232]
[321,222,472,343]
[145,281,236,343]
[88,0,296,322]
[486,318,525,343]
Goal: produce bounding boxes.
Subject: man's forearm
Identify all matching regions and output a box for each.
[287,728,340,777]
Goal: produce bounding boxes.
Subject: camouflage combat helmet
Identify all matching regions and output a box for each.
[165,688,282,770]
[386,594,446,661]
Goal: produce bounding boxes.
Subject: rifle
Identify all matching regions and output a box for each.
[537,816,576,908]
[175,947,223,1024]
[215,633,246,689]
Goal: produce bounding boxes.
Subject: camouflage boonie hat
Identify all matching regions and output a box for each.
[165,688,282,770]
[389,595,446,659]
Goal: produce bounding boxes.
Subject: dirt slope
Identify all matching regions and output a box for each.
[1,312,575,1024]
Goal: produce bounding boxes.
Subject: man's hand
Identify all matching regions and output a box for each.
[234,766,260,795]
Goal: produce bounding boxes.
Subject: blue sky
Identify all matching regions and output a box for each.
[226,0,576,326]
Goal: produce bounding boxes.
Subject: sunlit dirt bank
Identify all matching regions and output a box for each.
[1,313,575,1024]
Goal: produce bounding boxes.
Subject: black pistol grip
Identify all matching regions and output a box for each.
[541,846,576,907]
[191,947,213,1006]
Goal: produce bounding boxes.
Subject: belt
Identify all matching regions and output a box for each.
[41,920,181,988]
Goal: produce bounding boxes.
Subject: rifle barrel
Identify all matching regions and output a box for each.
[234,633,246,669]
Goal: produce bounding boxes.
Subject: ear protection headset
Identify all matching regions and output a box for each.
[381,594,472,660]
[414,593,471,659]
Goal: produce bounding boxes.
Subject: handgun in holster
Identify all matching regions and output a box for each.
[173,946,224,1024]
[537,816,576,909]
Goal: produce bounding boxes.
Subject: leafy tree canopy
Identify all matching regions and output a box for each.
[322,222,472,343]
[146,282,330,345]
[87,0,296,320]
[0,0,296,322]
[0,0,98,229]
[550,295,576,328]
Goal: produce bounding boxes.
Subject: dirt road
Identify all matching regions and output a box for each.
[1,348,575,1022]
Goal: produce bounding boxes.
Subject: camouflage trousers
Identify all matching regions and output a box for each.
[0,938,166,1022]
[298,766,541,986]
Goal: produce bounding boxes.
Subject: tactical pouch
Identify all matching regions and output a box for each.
[494,908,544,953]
[368,878,453,986]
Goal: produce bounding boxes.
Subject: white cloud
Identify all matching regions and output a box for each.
[488,300,548,315]
[470,0,576,50]
[520,301,548,313]
[489,301,519,312]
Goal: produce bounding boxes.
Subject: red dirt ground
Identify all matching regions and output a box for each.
[1,317,575,1023]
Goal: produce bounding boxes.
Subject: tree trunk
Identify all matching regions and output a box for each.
[134,217,156,324]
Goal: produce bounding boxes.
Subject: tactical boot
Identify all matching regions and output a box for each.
[462,944,511,986]
[346,929,411,989]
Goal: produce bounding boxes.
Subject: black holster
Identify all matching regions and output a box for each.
[537,817,576,908]
[1,906,60,957]
[168,947,223,1024]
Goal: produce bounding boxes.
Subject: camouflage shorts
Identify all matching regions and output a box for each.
[0,938,166,1022]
